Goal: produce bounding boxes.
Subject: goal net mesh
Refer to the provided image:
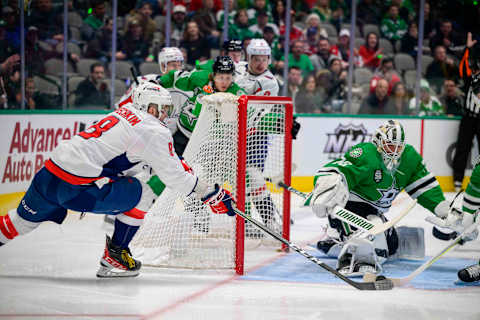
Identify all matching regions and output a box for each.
[131,93,291,271]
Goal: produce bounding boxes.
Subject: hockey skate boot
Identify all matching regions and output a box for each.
[458,260,480,282]
[316,226,343,256]
[316,239,337,254]
[96,235,141,278]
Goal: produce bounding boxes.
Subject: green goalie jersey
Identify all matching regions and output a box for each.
[159,69,246,137]
[317,142,445,213]
[463,163,480,214]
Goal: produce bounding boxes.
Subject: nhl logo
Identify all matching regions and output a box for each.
[374,169,382,183]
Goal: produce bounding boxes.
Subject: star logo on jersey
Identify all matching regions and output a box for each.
[179,101,197,129]
[375,184,400,208]
[374,169,382,183]
[349,147,363,158]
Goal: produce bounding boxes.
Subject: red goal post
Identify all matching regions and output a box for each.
[235,95,293,274]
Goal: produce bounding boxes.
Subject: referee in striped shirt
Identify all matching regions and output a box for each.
[453,32,480,192]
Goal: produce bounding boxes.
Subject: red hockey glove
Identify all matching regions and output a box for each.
[201,184,236,216]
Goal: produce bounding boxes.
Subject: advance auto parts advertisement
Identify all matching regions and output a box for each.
[0,114,105,195]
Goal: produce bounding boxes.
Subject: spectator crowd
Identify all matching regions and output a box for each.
[0,0,478,115]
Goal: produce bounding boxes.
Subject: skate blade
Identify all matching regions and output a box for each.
[96,265,140,278]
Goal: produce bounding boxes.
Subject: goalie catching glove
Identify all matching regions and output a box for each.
[304,171,349,217]
[201,183,236,216]
[427,200,478,242]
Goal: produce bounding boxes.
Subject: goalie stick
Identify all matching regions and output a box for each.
[363,219,480,286]
[233,207,394,290]
[278,182,416,237]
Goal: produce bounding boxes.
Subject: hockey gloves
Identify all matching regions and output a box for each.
[428,200,463,232]
[202,184,236,216]
[428,201,478,242]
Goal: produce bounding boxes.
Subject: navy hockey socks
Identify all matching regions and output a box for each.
[111,218,139,249]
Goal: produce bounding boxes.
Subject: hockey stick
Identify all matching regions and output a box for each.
[278,182,416,237]
[130,67,139,85]
[233,207,394,290]
[363,219,480,286]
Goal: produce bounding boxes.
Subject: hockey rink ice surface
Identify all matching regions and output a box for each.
[1,192,479,320]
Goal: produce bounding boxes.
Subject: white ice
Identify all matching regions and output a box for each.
[1,192,479,320]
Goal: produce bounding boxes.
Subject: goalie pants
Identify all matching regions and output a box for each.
[328,201,399,256]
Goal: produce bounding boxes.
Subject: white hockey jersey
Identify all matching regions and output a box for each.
[49,105,198,196]
[235,66,279,96]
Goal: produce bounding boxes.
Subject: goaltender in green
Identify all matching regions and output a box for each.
[304,120,475,277]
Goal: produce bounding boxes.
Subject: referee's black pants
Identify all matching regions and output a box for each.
[453,115,480,183]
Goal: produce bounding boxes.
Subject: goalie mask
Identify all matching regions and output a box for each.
[132,82,174,121]
[372,120,406,171]
[158,47,184,74]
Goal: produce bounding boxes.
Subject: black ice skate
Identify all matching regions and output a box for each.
[96,235,141,278]
[316,239,337,255]
[458,261,480,282]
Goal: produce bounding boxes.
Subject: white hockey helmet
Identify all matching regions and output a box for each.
[132,82,174,119]
[372,120,406,171]
[246,39,271,61]
[158,47,184,73]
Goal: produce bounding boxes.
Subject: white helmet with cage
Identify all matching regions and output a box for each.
[372,120,406,171]
[158,47,184,73]
[132,82,174,119]
[246,39,271,63]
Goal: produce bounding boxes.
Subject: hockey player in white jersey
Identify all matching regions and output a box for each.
[235,38,279,96]
[0,82,236,278]
[116,47,188,133]
[233,39,283,235]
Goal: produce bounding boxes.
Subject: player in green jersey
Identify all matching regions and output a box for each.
[456,158,480,282]
[305,120,455,276]
[158,55,246,156]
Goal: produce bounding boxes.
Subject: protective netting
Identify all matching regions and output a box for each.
[131,93,290,270]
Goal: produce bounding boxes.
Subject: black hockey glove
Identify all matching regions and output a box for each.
[291,116,301,140]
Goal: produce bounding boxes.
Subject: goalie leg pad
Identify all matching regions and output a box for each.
[336,215,389,276]
[390,226,425,260]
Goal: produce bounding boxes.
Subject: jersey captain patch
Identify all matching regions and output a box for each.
[349,147,363,158]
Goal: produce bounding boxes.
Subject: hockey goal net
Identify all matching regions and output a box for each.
[131,94,293,274]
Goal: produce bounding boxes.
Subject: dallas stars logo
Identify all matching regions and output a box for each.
[376,184,400,207]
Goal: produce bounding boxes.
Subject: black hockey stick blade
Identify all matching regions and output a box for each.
[233,207,393,290]
[432,226,458,241]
